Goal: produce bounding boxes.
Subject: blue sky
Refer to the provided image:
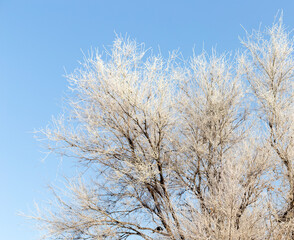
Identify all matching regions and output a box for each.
[1,0,294,239]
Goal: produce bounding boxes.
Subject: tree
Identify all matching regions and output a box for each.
[32,17,294,240]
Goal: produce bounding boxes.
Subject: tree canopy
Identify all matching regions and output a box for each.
[33,17,294,239]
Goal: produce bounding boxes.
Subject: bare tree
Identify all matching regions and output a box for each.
[31,17,294,239]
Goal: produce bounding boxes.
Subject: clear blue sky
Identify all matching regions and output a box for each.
[1,0,294,239]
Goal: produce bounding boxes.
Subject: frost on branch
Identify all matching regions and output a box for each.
[33,18,294,240]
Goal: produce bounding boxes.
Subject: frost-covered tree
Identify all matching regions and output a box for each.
[32,17,294,240]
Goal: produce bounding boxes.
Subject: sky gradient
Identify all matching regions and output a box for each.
[1,1,294,239]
